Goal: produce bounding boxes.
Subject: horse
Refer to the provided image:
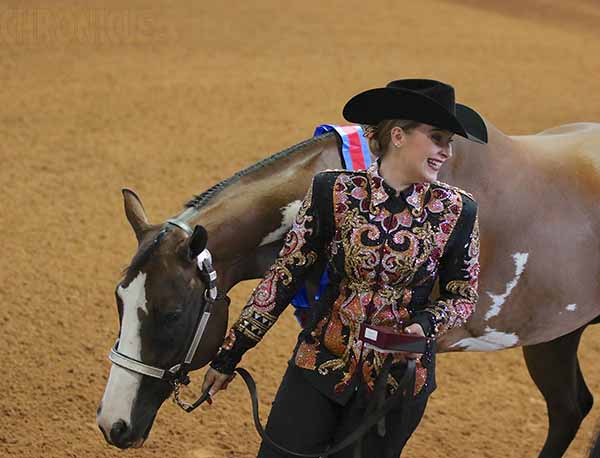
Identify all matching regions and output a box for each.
[96,120,600,457]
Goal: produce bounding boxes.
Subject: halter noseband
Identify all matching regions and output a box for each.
[107,217,220,412]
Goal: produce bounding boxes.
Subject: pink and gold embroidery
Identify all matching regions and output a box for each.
[314,164,474,392]
[247,185,319,314]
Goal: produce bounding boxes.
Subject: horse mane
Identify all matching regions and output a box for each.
[184,133,333,209]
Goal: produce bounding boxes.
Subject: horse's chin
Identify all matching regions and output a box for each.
[131,438,146,448]
[130,414,155,449]
[111,421,152,449]
[111,438,146,450]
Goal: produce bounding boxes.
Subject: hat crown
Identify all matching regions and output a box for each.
[386,79,456,115]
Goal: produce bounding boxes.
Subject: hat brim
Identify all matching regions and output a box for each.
[342,87,487,144]
[455,103,488,144]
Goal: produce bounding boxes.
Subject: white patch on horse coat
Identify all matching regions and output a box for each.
[566,303,577,311]
[484,252,529,321]
[450,327,520,351]
[97,271,148,433]
[259,200,302,246]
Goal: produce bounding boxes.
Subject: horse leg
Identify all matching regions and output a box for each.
[522,325,593,458]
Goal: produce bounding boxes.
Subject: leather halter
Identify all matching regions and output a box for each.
[107,217,219,411]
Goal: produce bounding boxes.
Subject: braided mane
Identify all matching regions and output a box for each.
[184,133,333,209]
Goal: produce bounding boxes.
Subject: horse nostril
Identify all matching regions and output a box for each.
[109,419,130,447]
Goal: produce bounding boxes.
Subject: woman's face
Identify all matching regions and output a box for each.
[390,123,454,183]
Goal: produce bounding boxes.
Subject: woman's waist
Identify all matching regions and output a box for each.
[341,279,431,306]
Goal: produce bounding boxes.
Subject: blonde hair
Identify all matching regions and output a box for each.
[364,119,421,158]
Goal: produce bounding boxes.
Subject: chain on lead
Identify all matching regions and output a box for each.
[172,380,193,410]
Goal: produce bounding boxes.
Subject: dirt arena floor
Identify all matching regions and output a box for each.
[2,0,600,457]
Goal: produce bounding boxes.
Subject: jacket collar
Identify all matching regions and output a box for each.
[366,161,430,214]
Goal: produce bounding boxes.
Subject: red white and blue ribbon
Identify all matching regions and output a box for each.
[313,124,372,170]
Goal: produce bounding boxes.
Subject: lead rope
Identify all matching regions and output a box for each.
[234,357,416,458]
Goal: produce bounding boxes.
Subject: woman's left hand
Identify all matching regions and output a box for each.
[402,323,425,360]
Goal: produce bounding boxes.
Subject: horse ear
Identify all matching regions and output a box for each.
[188,225,208,259]
[122,188,149,242]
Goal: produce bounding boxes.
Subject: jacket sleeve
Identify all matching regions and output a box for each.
[409,196,480,337]
[210,174,329,374]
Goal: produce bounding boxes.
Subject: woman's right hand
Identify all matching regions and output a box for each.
[201,367,235,401]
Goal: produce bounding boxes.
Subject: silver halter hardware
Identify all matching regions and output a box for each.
[107,217,219,411]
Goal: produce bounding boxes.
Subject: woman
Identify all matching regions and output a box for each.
[203,79,486,457]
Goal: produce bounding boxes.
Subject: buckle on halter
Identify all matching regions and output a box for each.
[166,363,191,386]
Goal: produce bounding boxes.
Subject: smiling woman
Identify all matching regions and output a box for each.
[373,123,456,189]
[203,78,487,458]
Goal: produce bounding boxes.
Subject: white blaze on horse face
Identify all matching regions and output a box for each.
[484,252,529,321]
[566,303,577,311]
[450,326,520,351]
[259,200,303,246]
[97,271,148,431]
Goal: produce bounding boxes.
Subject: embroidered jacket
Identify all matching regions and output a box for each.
[211,162,480,403]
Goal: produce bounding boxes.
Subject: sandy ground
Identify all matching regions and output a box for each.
[1,0,600,457]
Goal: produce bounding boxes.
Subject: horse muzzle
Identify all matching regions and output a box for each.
[97,416,150,449]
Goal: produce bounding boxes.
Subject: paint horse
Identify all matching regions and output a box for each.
[97,121,600,457]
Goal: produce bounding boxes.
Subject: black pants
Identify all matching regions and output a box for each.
[257,364,430,458]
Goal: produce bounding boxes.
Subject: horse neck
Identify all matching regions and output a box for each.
[186,133,341,292]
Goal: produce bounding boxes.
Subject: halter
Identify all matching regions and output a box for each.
[107,217,220,412]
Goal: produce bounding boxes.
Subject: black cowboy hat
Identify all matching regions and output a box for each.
[342,79,488,144]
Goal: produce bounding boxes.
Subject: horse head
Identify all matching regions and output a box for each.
[96,189,228,449]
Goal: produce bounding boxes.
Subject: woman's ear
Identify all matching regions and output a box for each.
[390,126,406,148]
